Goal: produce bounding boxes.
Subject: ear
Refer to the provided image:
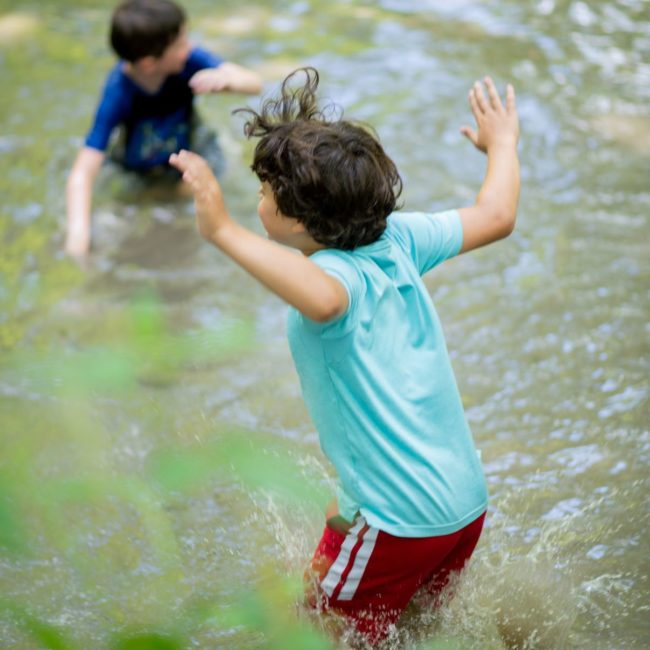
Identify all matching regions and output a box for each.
[290,219,307,234]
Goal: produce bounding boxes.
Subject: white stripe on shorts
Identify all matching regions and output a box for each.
[321,518,365,597]
[338,524,379,601]
[320,517,379,601]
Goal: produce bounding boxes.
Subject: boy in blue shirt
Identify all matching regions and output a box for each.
[65,0,261,258]
[170,68,520,645]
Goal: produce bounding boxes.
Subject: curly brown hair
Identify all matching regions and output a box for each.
[235,68,402,250]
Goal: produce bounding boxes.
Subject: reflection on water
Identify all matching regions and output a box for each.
[0,0,648,648]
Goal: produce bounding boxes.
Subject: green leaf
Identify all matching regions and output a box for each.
[111,632,183,650]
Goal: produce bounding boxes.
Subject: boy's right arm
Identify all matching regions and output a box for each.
[189,62,262,95]
[65,146,105,257]
[169,150,349,323]
[457,77,520,254]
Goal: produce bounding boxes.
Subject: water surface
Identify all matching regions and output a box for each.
[0,0,648,648]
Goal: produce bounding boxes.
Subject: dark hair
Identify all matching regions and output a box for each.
[235,68,402,250]
[110,0,185,62]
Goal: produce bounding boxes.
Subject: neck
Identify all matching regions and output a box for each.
[123,62,166,93]
[301,241,327,256]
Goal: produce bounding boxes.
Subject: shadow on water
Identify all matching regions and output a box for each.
[1,0,649,648]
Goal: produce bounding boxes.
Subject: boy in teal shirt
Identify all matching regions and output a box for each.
[170,68,520,645]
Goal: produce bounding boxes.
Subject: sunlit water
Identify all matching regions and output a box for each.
[0,0,648,648]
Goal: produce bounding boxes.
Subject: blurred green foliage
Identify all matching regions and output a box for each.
[0,291,336,648]
[1,600,73,650]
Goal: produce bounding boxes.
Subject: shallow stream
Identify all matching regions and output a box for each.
[0,1,648,648]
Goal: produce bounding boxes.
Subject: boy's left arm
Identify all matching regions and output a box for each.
[457,77,520,253]
[189,62,262,95]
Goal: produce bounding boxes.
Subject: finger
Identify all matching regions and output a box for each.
[468,88,482,122]
[484,76,503,111]
[169,153,183,170]
[176,149,195,167]
[460,125,478,146]
[169,150,191,171]
[472,81,488,113]
[505,83,516,113]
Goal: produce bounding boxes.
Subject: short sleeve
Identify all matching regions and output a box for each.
[184,47,225,75]
[388,210,463,276]
[308,250,364,333]
[84,67,130,152]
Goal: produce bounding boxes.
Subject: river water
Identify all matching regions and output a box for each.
[0,0,648,648]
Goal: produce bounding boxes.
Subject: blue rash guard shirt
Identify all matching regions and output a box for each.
[84,47,223,170]
[287,210,488,538]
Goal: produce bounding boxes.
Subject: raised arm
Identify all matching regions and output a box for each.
[189,62,262,95]
[457,77,520,254]
[169,150,348,323]
[65,146,105,257]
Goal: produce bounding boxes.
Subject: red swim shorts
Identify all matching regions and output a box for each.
[305,512,486,646]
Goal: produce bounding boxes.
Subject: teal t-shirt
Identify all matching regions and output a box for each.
[287,210,488,537]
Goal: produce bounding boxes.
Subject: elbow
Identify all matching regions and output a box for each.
[67,168,91,192]
[65,173,80,200]
[309,304,343,324]
[307,293,346,324]
[493,207,517,241]
[500,213,517,239]
[66,174,78,194]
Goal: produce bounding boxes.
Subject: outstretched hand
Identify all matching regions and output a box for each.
[461,77,519,154]
[169,150,230,242]
[189,63,263,95]
[189,67,232,94]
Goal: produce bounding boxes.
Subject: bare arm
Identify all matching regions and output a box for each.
[169,151,348,323]
[457,77,520,254]
[189,62,262,95]
[65,146,105,257]
[208,221,348,322]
